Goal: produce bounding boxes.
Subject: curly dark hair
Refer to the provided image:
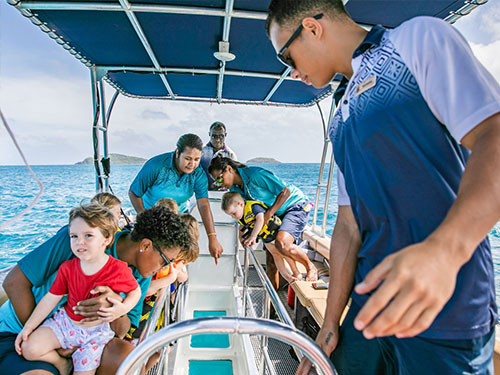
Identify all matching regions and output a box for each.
[131,206,191,252]
[265,0,348,36]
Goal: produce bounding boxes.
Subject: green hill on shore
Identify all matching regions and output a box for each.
[246,157,281,164]
[75,153,146,165]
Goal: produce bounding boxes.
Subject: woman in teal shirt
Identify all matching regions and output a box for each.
[208,156,318,285]
[129,133,223,263]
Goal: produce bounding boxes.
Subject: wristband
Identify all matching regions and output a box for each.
[207,232,217,237]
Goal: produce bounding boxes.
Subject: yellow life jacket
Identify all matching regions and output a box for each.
[238,201,282,242]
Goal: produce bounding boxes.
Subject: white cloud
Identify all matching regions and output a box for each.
[470,40,500,84]
[0,72,327,164]
[454,1,500,45]
[105,94,327,164]
[0,75,93,164]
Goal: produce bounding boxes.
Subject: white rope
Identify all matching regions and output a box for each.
[0,108,44,230]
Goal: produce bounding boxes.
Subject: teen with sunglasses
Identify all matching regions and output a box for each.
[129,133,224,264]
[200,121,238,190]
[208,156,318,288]
[0,206,192,375]
[266,1,500,374]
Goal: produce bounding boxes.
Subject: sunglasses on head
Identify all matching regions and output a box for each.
[151,241,172,268]
[277,13,323,69]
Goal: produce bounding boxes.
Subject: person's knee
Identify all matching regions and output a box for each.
[21,340,43,361]
[274,238,293,254]
[97,338,134,375]
[110,316,130,339]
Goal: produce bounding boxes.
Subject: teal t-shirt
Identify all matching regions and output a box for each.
[130,151,209,212]
[0,228,150,334]
[231,166,307,217]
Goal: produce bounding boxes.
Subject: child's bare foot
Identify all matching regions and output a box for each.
[305,264,318,281]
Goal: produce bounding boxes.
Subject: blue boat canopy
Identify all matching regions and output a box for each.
[8,0,485,106]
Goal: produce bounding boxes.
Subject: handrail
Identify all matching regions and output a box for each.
[311,94,337,236]
[137,286,170,344]
[116,317,337,375]
[245,247,294,327]
[245,245,306,366]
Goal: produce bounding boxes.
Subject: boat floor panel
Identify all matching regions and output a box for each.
[159,268,301,375]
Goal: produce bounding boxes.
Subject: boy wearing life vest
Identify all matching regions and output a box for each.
[222,191,302,283]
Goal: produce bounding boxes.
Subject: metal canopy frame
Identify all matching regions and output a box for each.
[9,0,333,107]
[8,0,487,106]
[7,0,488,201]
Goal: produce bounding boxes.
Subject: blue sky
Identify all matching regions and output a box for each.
[1,1,499,165]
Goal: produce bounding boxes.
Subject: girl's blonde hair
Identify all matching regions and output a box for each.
[69,203,117,249]
[177,214,200,263]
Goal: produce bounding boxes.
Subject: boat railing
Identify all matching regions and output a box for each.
[238,244,318,374]
[133,284,171,374]
[311,98,336,238]
[116,317,337,375]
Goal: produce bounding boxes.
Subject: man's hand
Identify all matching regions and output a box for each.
[208,236,223,265]
[353,239,462,339]
[73,285,123,322]
[296,323,339,375]
[97,297,130,322]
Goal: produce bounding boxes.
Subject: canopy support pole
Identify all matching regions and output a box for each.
[216,0,235,103]
[311,95,336,236]
[99,78,110,192]
[262,67,291,105]
[90,67,103,193]
[90,67,113,193]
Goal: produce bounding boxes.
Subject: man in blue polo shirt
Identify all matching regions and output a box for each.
[266,1,500,374]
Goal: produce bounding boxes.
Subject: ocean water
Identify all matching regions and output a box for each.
[2,164,500,308]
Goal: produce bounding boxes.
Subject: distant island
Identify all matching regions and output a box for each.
[246,157,281,164]
[75,153,147,165]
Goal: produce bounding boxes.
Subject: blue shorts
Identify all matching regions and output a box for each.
[331,302,495,375]
[278,201,312,243]
[0,332,58,375]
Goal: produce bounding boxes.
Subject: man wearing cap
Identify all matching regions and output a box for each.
[201,121,238,190]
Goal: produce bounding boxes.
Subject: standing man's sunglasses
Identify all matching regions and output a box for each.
[277,13,323,69]
[211,134,226,140]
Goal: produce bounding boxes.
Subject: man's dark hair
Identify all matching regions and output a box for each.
[131,206,192,252]
[265,0,348,36]
[210,121,226,133]
[176,133,203,153]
